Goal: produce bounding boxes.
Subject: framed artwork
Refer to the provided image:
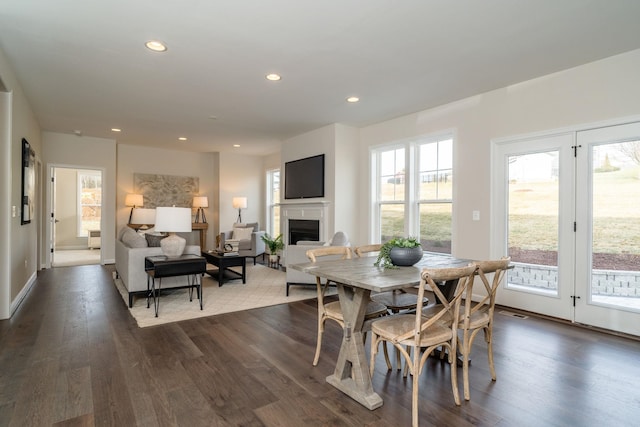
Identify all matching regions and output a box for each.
[134,173,199,208]
[21,138,35,225]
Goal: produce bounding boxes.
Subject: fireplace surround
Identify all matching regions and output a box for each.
[281,201,330,247]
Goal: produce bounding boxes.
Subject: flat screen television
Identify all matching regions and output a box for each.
[284,154,325,199]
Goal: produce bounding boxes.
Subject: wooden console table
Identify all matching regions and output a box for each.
[129,222,208,249]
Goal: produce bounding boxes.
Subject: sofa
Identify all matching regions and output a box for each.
[284,231,350,296]
[115,226,201,307]
[218,222,266,265]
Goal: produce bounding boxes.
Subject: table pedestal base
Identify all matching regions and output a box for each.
[328,284,383,410]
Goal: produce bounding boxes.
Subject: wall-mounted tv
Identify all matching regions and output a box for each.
[284,154,325,199]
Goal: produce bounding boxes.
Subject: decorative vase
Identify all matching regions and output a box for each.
[389,245,423,266]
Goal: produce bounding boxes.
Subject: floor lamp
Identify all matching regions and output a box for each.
[232,197,247,224]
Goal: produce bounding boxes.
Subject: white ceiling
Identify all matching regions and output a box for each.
[2,0,640,155]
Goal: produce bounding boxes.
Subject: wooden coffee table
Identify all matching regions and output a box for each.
[201,251,247,286]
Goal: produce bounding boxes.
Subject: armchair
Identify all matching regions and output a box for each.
[219,222,266,265]
[284,231,351,296]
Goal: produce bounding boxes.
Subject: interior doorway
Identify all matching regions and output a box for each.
[50,166,102,267]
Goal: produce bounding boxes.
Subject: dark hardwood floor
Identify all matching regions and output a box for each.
[1,264,639,426]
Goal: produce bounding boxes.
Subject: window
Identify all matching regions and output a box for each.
[77,170,102,237]
[372,135,453,254]
[266,168,280,237]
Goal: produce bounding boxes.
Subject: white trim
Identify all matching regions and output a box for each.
[11,271,37,316]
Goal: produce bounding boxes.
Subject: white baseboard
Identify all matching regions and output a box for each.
[11,271,37,315]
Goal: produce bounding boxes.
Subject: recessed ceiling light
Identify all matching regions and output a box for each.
[111,128,121,132]
[233,144,241,148]
[346,96,360,103]
[178,137,187,141]
[266,73,281,81]
[145,40,167,52]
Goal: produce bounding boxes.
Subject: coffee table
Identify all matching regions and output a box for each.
[201,251,247,286]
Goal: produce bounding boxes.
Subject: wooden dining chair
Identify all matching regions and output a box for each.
[370,264,477,427]
[306,246,388,366]
[458,257,510,401]
[355,244,428,371]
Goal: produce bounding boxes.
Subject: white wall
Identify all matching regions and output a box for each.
[117,144,218,249]
[0,45,42,318]
[43,132,117,264]
[218,152,264,232]
[358,48,640,260]
[279,123,363,243]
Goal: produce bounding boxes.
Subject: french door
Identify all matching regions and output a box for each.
[493,122,640,337]
[574,122,640,336]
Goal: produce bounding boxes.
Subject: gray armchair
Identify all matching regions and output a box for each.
[284,231,350,296]
[219,222,266,265]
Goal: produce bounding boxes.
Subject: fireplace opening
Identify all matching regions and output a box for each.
[289,219,320,245]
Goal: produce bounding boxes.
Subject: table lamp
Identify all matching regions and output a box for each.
[154,207,192,257]
[193,196,208,223]
[125,193,143,224]
[232,196,247,223]
[130,208,156,229]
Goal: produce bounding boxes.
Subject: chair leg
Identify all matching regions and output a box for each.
[382,342,392,370]
[462,339,471,401]
[370,333,379,377]
[411,346,420,427]
[313,315,325,366]
[486,326,496,381]
[450,342,461,406]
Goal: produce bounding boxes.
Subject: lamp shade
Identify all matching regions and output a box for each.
[154,207,192,233]
[130,208,156,225]
[193,196,209,208]
[125,193,143,207]
[232,197,247,209]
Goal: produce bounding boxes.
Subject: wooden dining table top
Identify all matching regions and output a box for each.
[290,252,473,293]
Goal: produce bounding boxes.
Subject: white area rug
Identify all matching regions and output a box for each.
[114,263,319,327]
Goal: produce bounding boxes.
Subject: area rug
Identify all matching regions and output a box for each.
[113,263,319,328]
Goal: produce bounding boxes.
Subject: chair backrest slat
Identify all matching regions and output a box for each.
[354,244,382,257]
[394,264,477,343]
[464,257,510,322]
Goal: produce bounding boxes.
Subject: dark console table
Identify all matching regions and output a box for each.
[145,254,206,317]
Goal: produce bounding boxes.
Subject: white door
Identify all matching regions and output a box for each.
[575,122,640,336]
[492,133,575,320]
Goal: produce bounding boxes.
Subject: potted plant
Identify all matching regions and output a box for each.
[261,233,285,263]
[374,237,423,268]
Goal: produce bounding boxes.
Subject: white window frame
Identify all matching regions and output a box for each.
[370,133,454,253]
[266,168,280,237]
[76,170,102,237]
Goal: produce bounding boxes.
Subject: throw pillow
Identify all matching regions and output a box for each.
[245,222,259,232]
[232,227,253,241]
[121,227,148,248]
[145,233,167,247]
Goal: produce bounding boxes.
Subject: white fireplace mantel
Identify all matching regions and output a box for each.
[280,201,330,245]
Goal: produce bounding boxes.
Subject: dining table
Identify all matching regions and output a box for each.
[290,251,473,410]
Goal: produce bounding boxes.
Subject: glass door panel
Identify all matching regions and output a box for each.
[507,151,560,295]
